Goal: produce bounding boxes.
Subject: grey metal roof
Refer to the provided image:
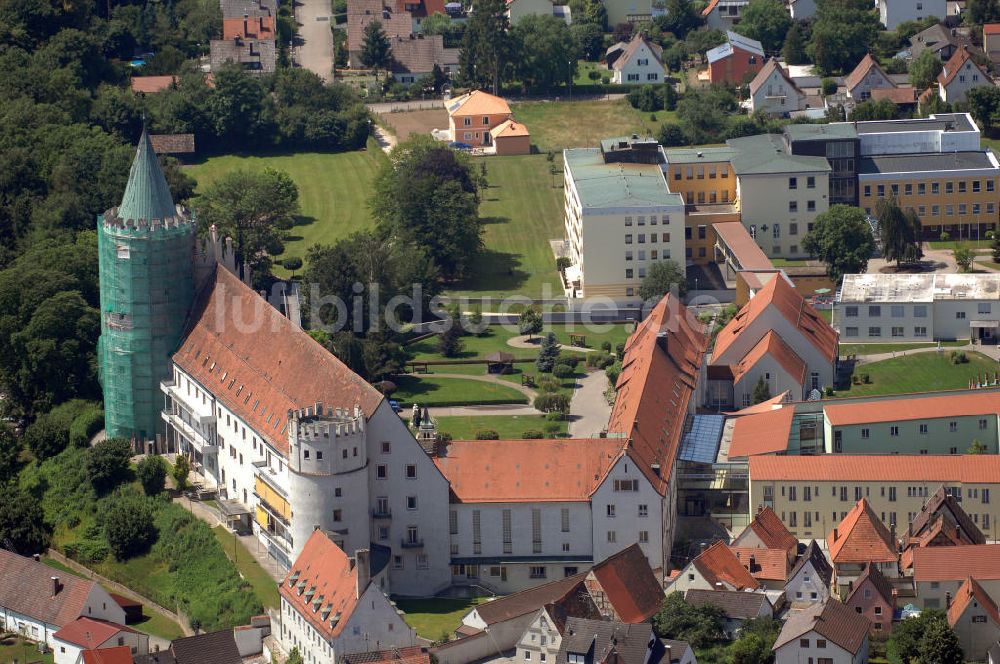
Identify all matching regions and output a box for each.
[782,123,858,142]
[859,150,996,174]
[708,30,763,63]
[853,113,976,134]
[663,146,739,164]
[727,134,831,175]
[565,148,682,209]
[118,128,178,222]
[684,588,771,619]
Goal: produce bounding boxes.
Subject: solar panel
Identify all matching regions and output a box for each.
[678,414,726,464]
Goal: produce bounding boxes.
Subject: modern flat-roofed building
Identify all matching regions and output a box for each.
[562,136,685,300]
[835,273,1000,343]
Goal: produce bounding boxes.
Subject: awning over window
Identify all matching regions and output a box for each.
[970,320,999,328]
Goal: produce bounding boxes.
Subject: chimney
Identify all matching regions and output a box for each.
[355,549,370,599]
[51,576,60,596]
[244,13,249,35]
[749,554,757,572]
[848,580,853,593]
[832,528,839,542]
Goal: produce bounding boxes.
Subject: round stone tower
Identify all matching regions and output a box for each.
[97,129,197,442]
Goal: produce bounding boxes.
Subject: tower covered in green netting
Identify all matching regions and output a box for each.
[97,129,196,442]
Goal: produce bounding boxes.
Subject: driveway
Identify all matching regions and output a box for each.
[296,0,334,81]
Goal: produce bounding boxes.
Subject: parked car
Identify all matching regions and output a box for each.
[389,399,401,413]
[449,141,473,152]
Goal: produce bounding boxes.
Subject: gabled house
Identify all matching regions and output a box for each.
[827,498,899,595]
[985,24,1000,66]
[585,544,665,623]
[609,34,664,85]
[910,23,976,62]
[938,46,991,104]
[912,545,1000,611]
[447,90,514,146]
[684,589,773,638]
[844,54,895,102]
[53,618,148,664]
[773,599,871,664]
[0,550,127,649]
[706,31,764,85]
[134,628,243,664]
[785,541,834,606]
[557,618,692,664]
[731,546,790,591]
[947,577,1000,662]
[748,59,807,116]
[901,486,985,569]
[844,563,896,636]
[732,506,799,564]
[701,0,750,30]
[668,541,760,593]
[877,0,946,29]
[514,606,568,664]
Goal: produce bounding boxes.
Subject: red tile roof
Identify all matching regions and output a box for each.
[726,392,789,415]
[913,545,1000,581]
[345,647,431,664]
[742,506,799,555]
[174,268,383,455]
[749,454,1000,483]
[608,295,707,496]
[279,530,362,640]
[824,391,1000,426]
[701,0,719,16]
[871,87,919,104]
[0,549,97,628]
[713,274,837,364]
[490,119,530,138]
[939,46,986,88]
[434,438,623,502]
[844,54,891,93]
[589,544,664,623]
[731,331,806,386]
[82,646,134,664]
[948,577,1000,628]
[130,76,177,94]
[54,617,137,649]
[692,541,760,591]
[846,563,894,606]
[985,23,1000,34]
[730,546,789,581]
[448,90,512,117]
[827,498,897,564]
[727,407,794,458]
[222,15,275,39]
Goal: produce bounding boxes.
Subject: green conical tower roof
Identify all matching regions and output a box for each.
[118,128,177,222]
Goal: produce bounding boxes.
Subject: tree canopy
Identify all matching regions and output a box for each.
[652,593,725,649]
[458,0,513,94]
[909,49,943,91]
[360,21,393,73]
[807,0,880,74]
[803,205,875,283]
[739,0,792,53]
[876,195,923,267]
[638,260,688,302]
[511,15,578,92]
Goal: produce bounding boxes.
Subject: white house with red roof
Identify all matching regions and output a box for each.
[938,46,992,104]
[748,59,807,116]
[948,577,1000,660]
[53,617,148,664]
[277,530,416,664]
[607,34,664,84]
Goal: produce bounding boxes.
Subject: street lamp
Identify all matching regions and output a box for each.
[567,61,572,98]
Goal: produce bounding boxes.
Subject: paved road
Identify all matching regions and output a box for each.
[567,370,611,437]
[296,0,334,81]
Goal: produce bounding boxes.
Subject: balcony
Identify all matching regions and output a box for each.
[162,410,218,454]
[401,538,424,549]
[372,508,392,519]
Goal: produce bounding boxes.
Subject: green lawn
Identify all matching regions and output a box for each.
[926,239,992,250]
[0,638,54,664]
[436,414,567,439]
[186,142,387,278]
[212,526,280,610]
[838,351,999,397]
[512,98,673,153]
[840,341,966,356]
[817,309,832,323]
[392,375,528,407]
[395,597,484,641]
[770,258,814,267]
[408,324,633,363]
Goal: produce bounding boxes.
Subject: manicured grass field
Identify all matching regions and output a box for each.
[395,597,484,641]
[212,526,280,610]
[391,375,528,407]
[512,99,674,153]
[839,351,999,397]
[0,638,54,664]
[186,141,387,278]
[407,324,633,362]
[840,341,966,356]
[435,414,567,439]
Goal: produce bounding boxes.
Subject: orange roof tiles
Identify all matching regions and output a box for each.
[607,295,707,496]
[448,90,512,117]
[749,454,1000,483]
[844,54,890,92]
[713,274,838,364]
[727,407,794,458]
[726,392,789,415]
[948,577,1000,628]
[81,647,134,664]
[701,0,719,16]
[827,498,897,564]
[744,506,799,555]
[913,544,1000,581]
[824,391,1000,426]
[434,438,623,502]
[130,76,177,93]
[985,23,1000,34]
[871,87,919,104]
[730,546,789,581]
[490,119,530,138]
[692,541,760,591]
[174,269,383,455]
[589,544,664,623]
[279,530,362,641]
[54,618,137,649]
[222,15,275,39]
[345,647,431,664]
[939,46,985,88]
[731,331,806,385]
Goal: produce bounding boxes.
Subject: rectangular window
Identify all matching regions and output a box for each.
[980,418,989,430]
[869,306,881,317]
[891,305,904,317]
[862,428,870,439]
[789,201,797,213]
[449,510,458,534]
[892,326,904,337]
[376,465,387,479]
[789,177,798,189]
[846,306,858,317]
[532,508,542,553]
[502,509,512,554]
[561,508,569,532]
[638,504,648,517]
[405,464,417,479]
[846,327,858,337]
[869,327,881,337]
[529,566,546,579]
[914,305,927,317]
[807,176,815,189]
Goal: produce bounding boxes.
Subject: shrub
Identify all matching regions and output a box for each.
[861,373,871,384]
[606,362,623,386]
[556,256,571,271]
[522,429,544,439]
[615,343,626,360]
[561,354,581,368]
[534,392,570,413]
[821,78,838,96]
[100,490,157,560]
[824,386,835,397]
[546,411,564,422]
[69,406,104,448]
[552,363,574,378]
[586,352,615,369]
[543,422,561,436]
[950,350,969,364]
[136,456,168,496]
[601,75,610,84]
[475,429,500,440]
[173,455,191,491]
[87,438,133,494]
[23,414,70,460]
[601,341,612,352]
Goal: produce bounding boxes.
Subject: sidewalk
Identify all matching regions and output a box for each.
[567,370,611,438]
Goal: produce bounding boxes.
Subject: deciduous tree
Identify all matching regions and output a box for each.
[0,484,49,555]
[100,490,156,560]
[87,437,132,494]
[909,48,943,91]
[638,260,687,302]
[136,455,167,496]
[511,15,578,92]
[739,0,792,53]
[652,593,725,649]
[803,205,875,283]
[876,195,923,268]
[458,0,512,94]
[782,22,808,65]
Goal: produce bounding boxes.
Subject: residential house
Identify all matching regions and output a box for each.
[706,31,764,85]
[844,54,895,102]
[609,34,664,85]
[584,544,665,623]
[870,86,920,111]
[731,547,790,591]
[827,498,899,595]
[0,550,126,649]
[748,59,807,116]
[490,120,532,156]
[911,545,1000,610]
[661,639,697,664]
[53,618,148,664]
[134,628,243,664]
[603,0,652,26]
[222,13,275,40]
[707,274,839,408]
[447,90,513,146]
[701,0,750,30]
[506,0,571,24]
[557,618,692,664]
[938,46,991,104]
[844,563,896,636]
[901,485,985,569]
[985,24,1000,66]
[732,506,799,564]
[668,541,760,593]
[208,36,276,73]
[346,0,459,81]
[386,33,460,83]
[772,599,871,664]
[514,607,569,664]
[344,646,432,664]
[877,0,946,29]
[277,530,414,663]
[683,589,773,638]
[948,577,1000,662]
[785,541,834,606]
[910,23,976,61]
[81,647,133,664]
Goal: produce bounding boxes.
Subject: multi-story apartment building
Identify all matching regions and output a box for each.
[835,273,1000,343]
[562,136,685,300]
[747,455,1000,543]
